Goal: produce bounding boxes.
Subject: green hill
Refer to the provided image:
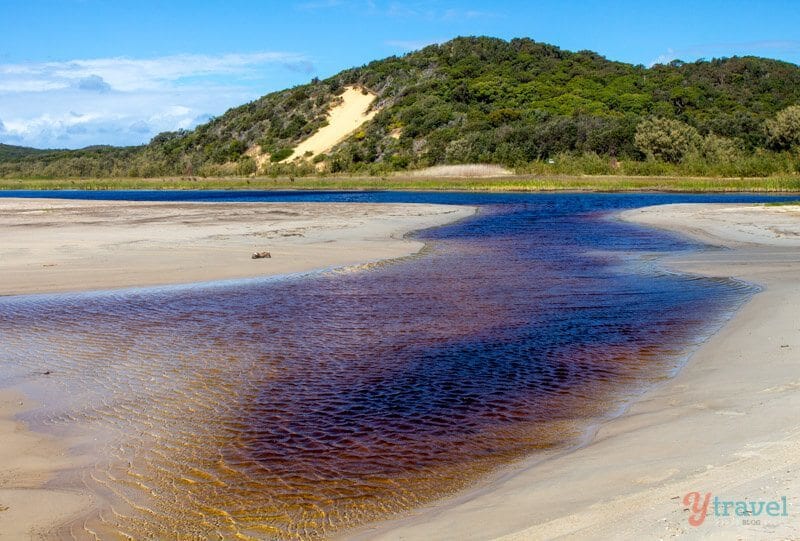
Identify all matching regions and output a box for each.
[0,144,52,160]
[3,36,800,179]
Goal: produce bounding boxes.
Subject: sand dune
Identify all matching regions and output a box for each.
[281,86,378,162]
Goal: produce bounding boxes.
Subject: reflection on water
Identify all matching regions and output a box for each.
[0,193,763,539]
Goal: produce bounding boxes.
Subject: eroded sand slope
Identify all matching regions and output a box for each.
[282,86,378,162]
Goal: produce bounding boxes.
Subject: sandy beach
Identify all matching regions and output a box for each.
[350,203,800,540]
[0,198,474,296]
[0,198,473,538]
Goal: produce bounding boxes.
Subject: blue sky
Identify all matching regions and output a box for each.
[1,0,799,149]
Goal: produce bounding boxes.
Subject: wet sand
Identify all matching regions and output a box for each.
[0,198,473,538]
[352,203,800,540]
[0,390,94,539]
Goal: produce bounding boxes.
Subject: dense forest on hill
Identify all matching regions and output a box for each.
[2,36,800,179]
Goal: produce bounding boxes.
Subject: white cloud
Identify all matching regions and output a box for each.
[76,74,112,93]
[0,86,251,148]
[0,51,313,148]
[650,48,678,66]
[0,52,307,93]
[129,120,151,134]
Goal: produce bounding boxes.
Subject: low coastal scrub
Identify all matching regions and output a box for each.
[514,149,800,178]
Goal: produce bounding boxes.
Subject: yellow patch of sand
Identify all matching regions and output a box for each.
[281,86,378,162]
[245,144,271,170]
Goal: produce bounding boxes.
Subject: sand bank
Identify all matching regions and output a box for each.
[350,203,800,540]
[0,198,473,296]
[0,198,473,538]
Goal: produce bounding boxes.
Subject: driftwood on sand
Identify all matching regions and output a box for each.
[251,251,271,259]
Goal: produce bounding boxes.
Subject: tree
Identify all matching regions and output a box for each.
[634,117,702,162]
[766,105,800,150]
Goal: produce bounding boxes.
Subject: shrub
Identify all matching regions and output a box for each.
[634,117,702,163]
[236,157,257,176]
[270,148,294,162]
[766,105,800,150]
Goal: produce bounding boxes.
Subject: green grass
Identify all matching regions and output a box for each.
[2,174,800,192]
[765,199,800,205]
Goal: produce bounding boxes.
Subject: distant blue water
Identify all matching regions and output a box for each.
[0,190,792,537]
[1,188,796,207]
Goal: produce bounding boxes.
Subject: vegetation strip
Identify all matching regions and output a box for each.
[2,175,800,192]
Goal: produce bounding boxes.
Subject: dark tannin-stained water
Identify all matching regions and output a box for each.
[0,192,789,539]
